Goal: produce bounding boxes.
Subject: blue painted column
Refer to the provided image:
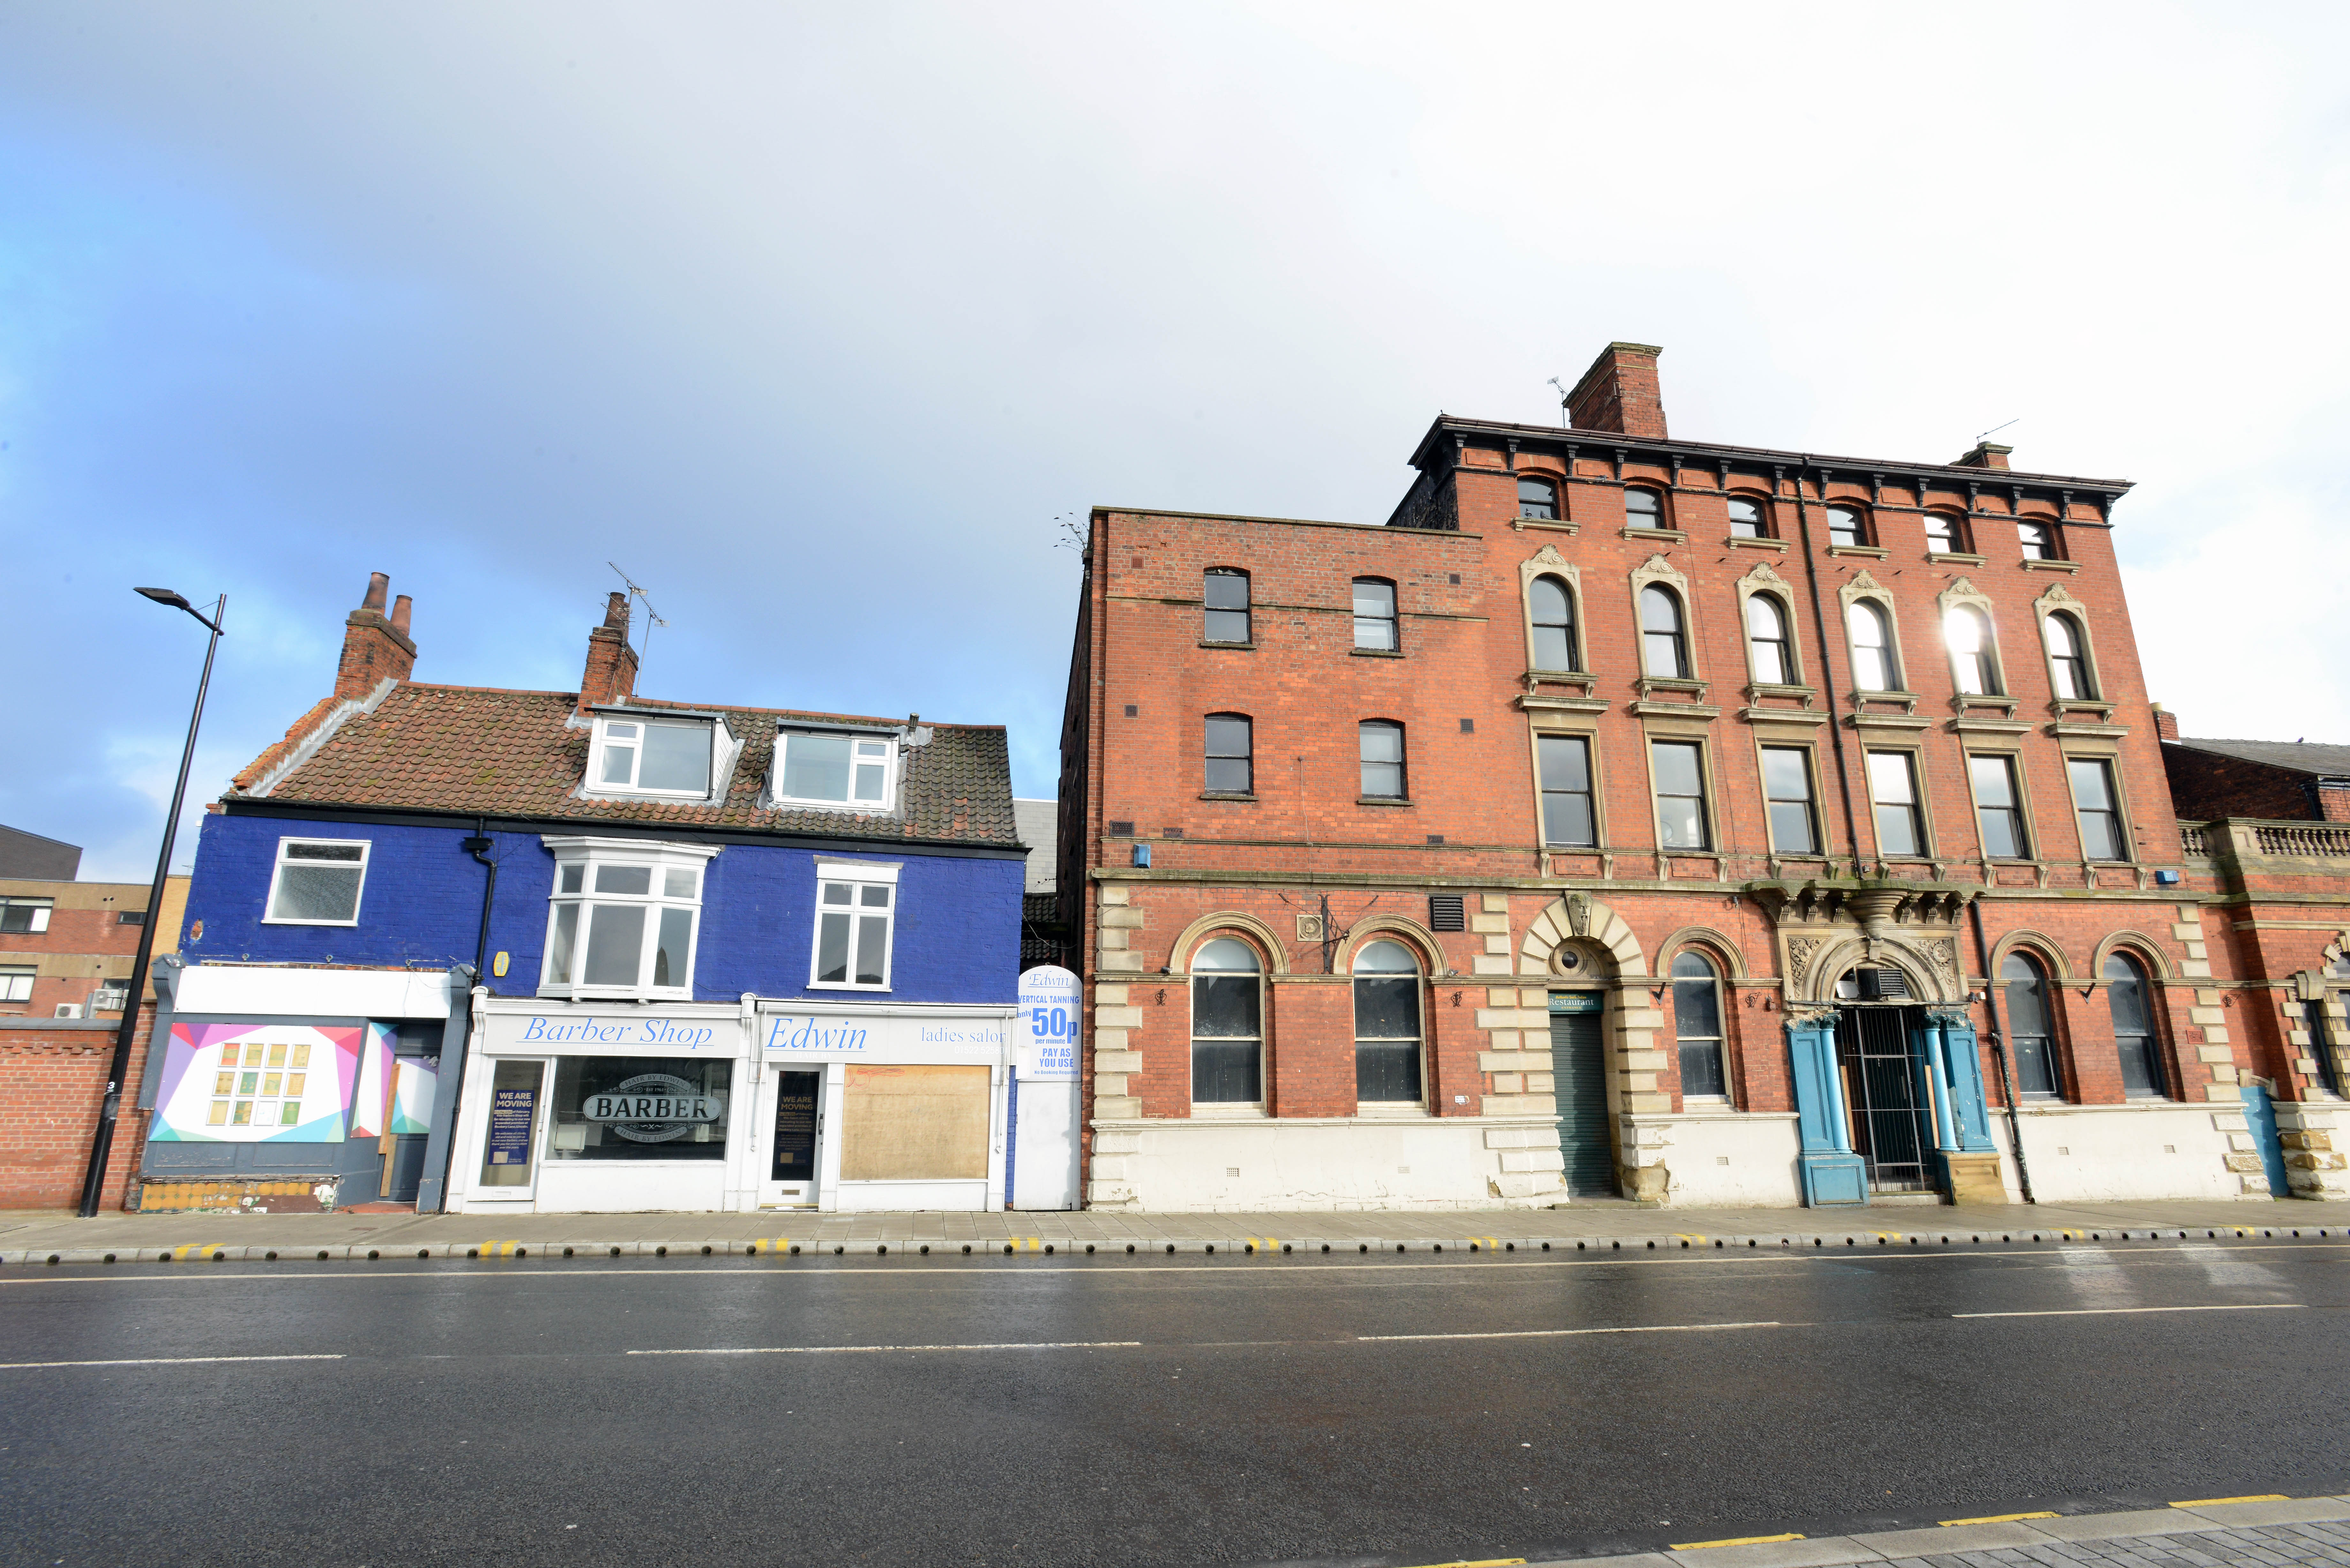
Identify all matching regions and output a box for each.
[1788,1012,1868,1206]
[1929,1012,1998,1154]
[1920,1023,1960,1153]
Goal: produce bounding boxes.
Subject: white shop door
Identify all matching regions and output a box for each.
[1010,1077,1080,1211]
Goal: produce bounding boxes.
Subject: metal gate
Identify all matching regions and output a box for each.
[1550,993,1614,1197]
[1834,1006,1935,1193]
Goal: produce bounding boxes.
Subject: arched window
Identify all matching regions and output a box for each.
[1923,512,1966,553]
[1641,585,1688,679]
[1671,950,1727,1099]
[2001,952,2061,1097]
[2017,518,2060,560]
[1517,476,1559,520]
[1625,487,1667,530]
[1352,939,1423,1104]
[1528,575,1579,671]
[1728,495,1768,539]
[1846,601,1897,690]
[1827,504,1866,548]
[1352,578,1398,651]
[1746,593,1793,684]
[2044,613,2094,699]
[1203,569,1250,644]
[1358,720,1406,800]
[1190,937,1263,1104]
[2301,999,2345,1097]
[1203,713,1253,795]
[1945,605,2001,695]
[2105,953,2166,1097]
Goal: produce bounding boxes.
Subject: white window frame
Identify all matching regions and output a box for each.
[538,836,720,1000]
[773,730,899,811]
[0,968,34,1003]
[0,897,53,935]
[588,715,721,800]
[808,859,900,992]
[262,838,371,926]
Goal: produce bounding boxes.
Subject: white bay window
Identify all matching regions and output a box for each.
[810,860,898,990]
[540,838,719,999]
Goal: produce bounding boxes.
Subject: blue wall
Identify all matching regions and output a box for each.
[184,811,1023,1004]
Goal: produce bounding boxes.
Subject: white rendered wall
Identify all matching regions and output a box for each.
[1634,1112,1805,1207]
[1988,1102,2258,1203]
[1089,1116,1565,1212]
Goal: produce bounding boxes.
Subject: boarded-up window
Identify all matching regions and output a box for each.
[839,1064,990,1180]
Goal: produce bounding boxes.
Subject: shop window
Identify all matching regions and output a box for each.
[1191,937,1263,1104]
[2018,518,2061,560]
[1528,575,1580,671]
[1204,713,1254,795]
[1359,720,1406,800]
[1945,606,2002,695]
[840,1064,990,1179]
[2044,612,2095,699]
[1846,601,1898,691]
[541,839,714,998]
[1641,585,1689,679]
[2068,758,2128,861]
[1651,740,1710,851]
[2001,952,2061,1097]
[1970,754,2030,859]
[1517,476,1559,520]
[1203,569,1251,644]
[0,897,53,935]
[1625,487,1667,530]
[1539,734,1596,847]
[264,839,369,926]
[1761,746,1819,855]
[0,967,33,1003]
[1353,578,1399,651]
[775,730,892,807]
[1728,495,1768,539]
[1353,939,1424,1104]
[1924,512,1968,553]
[1867,750,1925,857]
[812,862,897,990]
[594,716,715,797]
[2104,953,2166,1097]
[1746,593,1794,684]
[1672,950,1727,1099]
[547,1056,733,1162]
[1827,504,1867,547]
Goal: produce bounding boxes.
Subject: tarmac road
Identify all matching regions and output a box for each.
[2,1238,2346,1568]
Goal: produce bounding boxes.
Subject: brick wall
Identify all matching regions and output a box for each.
[2164,748,2316,823]
[0,1014,154,1210]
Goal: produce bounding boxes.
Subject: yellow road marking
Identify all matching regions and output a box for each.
[1941,1512,2058,1525]
[1673,1233,1708,1243]
[1671,1534,1804,1549]
[1393,1560,1526,1567]
[2172,1495,2290,1508]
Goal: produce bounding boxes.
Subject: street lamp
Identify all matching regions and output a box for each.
[78,587,226,1218]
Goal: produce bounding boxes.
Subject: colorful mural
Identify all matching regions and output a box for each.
[150,1022,370,1142]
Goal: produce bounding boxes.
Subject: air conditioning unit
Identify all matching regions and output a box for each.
[54,1003,83,1019]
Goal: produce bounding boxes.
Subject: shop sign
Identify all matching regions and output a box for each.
[513,1015,722,1048]
[1017,966,1081,1081]
[761,1011,1010,1059]
[582,1072,722,1144]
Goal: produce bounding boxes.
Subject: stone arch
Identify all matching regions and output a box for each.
[1989,928,2076,983]
[1336,915,1446,976]
[1165,911,1291,976]
[1793,931,1967,1008]
[1519,891,1648,979]
[2089,930,2175,987]
[1656,925,1751,979]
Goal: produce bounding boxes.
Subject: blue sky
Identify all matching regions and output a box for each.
[4,3,2346,879]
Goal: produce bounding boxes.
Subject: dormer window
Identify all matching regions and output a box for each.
[776,731,895,807]
[594,717,714,796]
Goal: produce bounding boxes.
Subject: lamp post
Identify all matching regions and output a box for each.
[78,587,225,1218]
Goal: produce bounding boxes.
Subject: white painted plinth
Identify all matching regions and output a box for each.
[1087,1116,1567,1212]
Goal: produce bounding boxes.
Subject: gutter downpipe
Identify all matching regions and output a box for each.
[1789,463,1864,870]
[426,822,501,1215]
[1969,894,2035,1203]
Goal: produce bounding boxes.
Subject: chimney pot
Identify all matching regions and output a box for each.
[390,594,413,635]
[1565,341,1668,441]
[361,572,390,612]
[604,592,630,631]
[579,593,641,716]
[333,575,417,700]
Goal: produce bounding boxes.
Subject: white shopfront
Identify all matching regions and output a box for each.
[446,995,1015,1215]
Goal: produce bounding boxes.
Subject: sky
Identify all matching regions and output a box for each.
[3,2,2346,881]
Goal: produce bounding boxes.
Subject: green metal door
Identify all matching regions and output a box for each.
[1550,993,1614,1197]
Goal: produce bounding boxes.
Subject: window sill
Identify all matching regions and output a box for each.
[1826,544,1890,559]
[537,985,696,1002]
[1622,526,1687,543]
[1199,792,1258,803]
[2021,559,2081,572]
[259,917,362,928]
[809,981,894,992]
[1199,640,1256,651]
[1190,1104,1268,1119]
[1357,796,1413,807]
[1928,551,1987,566]
[1512,516,1579,534]
[1354,1102,1431,1118]
[1350,647,1406,659]
[1727,535,1789,551]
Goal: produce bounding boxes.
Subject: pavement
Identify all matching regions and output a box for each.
[3,1229,2347,1565]
[2,1194,2343,1264]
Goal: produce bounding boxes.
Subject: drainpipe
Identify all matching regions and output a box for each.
[423,823,501,1215]
[462,822,499,983]
[1789,462,1865,871]
[1969,895,2035,1203]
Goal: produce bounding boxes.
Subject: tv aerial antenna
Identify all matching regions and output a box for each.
[608,561,668,672]
[1546,376,1571,426]
[1976,417,2019,445]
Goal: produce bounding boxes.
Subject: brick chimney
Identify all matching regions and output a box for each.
[333,571,418,700]
[1954,441,2013,470]
[577,591,639,716]
[1565,342,1668,440]
[2152,703,2180,742]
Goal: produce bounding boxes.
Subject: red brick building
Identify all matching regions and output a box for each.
[1057,342,2268,1211]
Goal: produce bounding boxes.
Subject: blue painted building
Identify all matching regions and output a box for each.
[138,576,1027,1215]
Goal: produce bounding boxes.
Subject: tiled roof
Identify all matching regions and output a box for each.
[236,684,1019,848]
[2170,737,2350,778]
